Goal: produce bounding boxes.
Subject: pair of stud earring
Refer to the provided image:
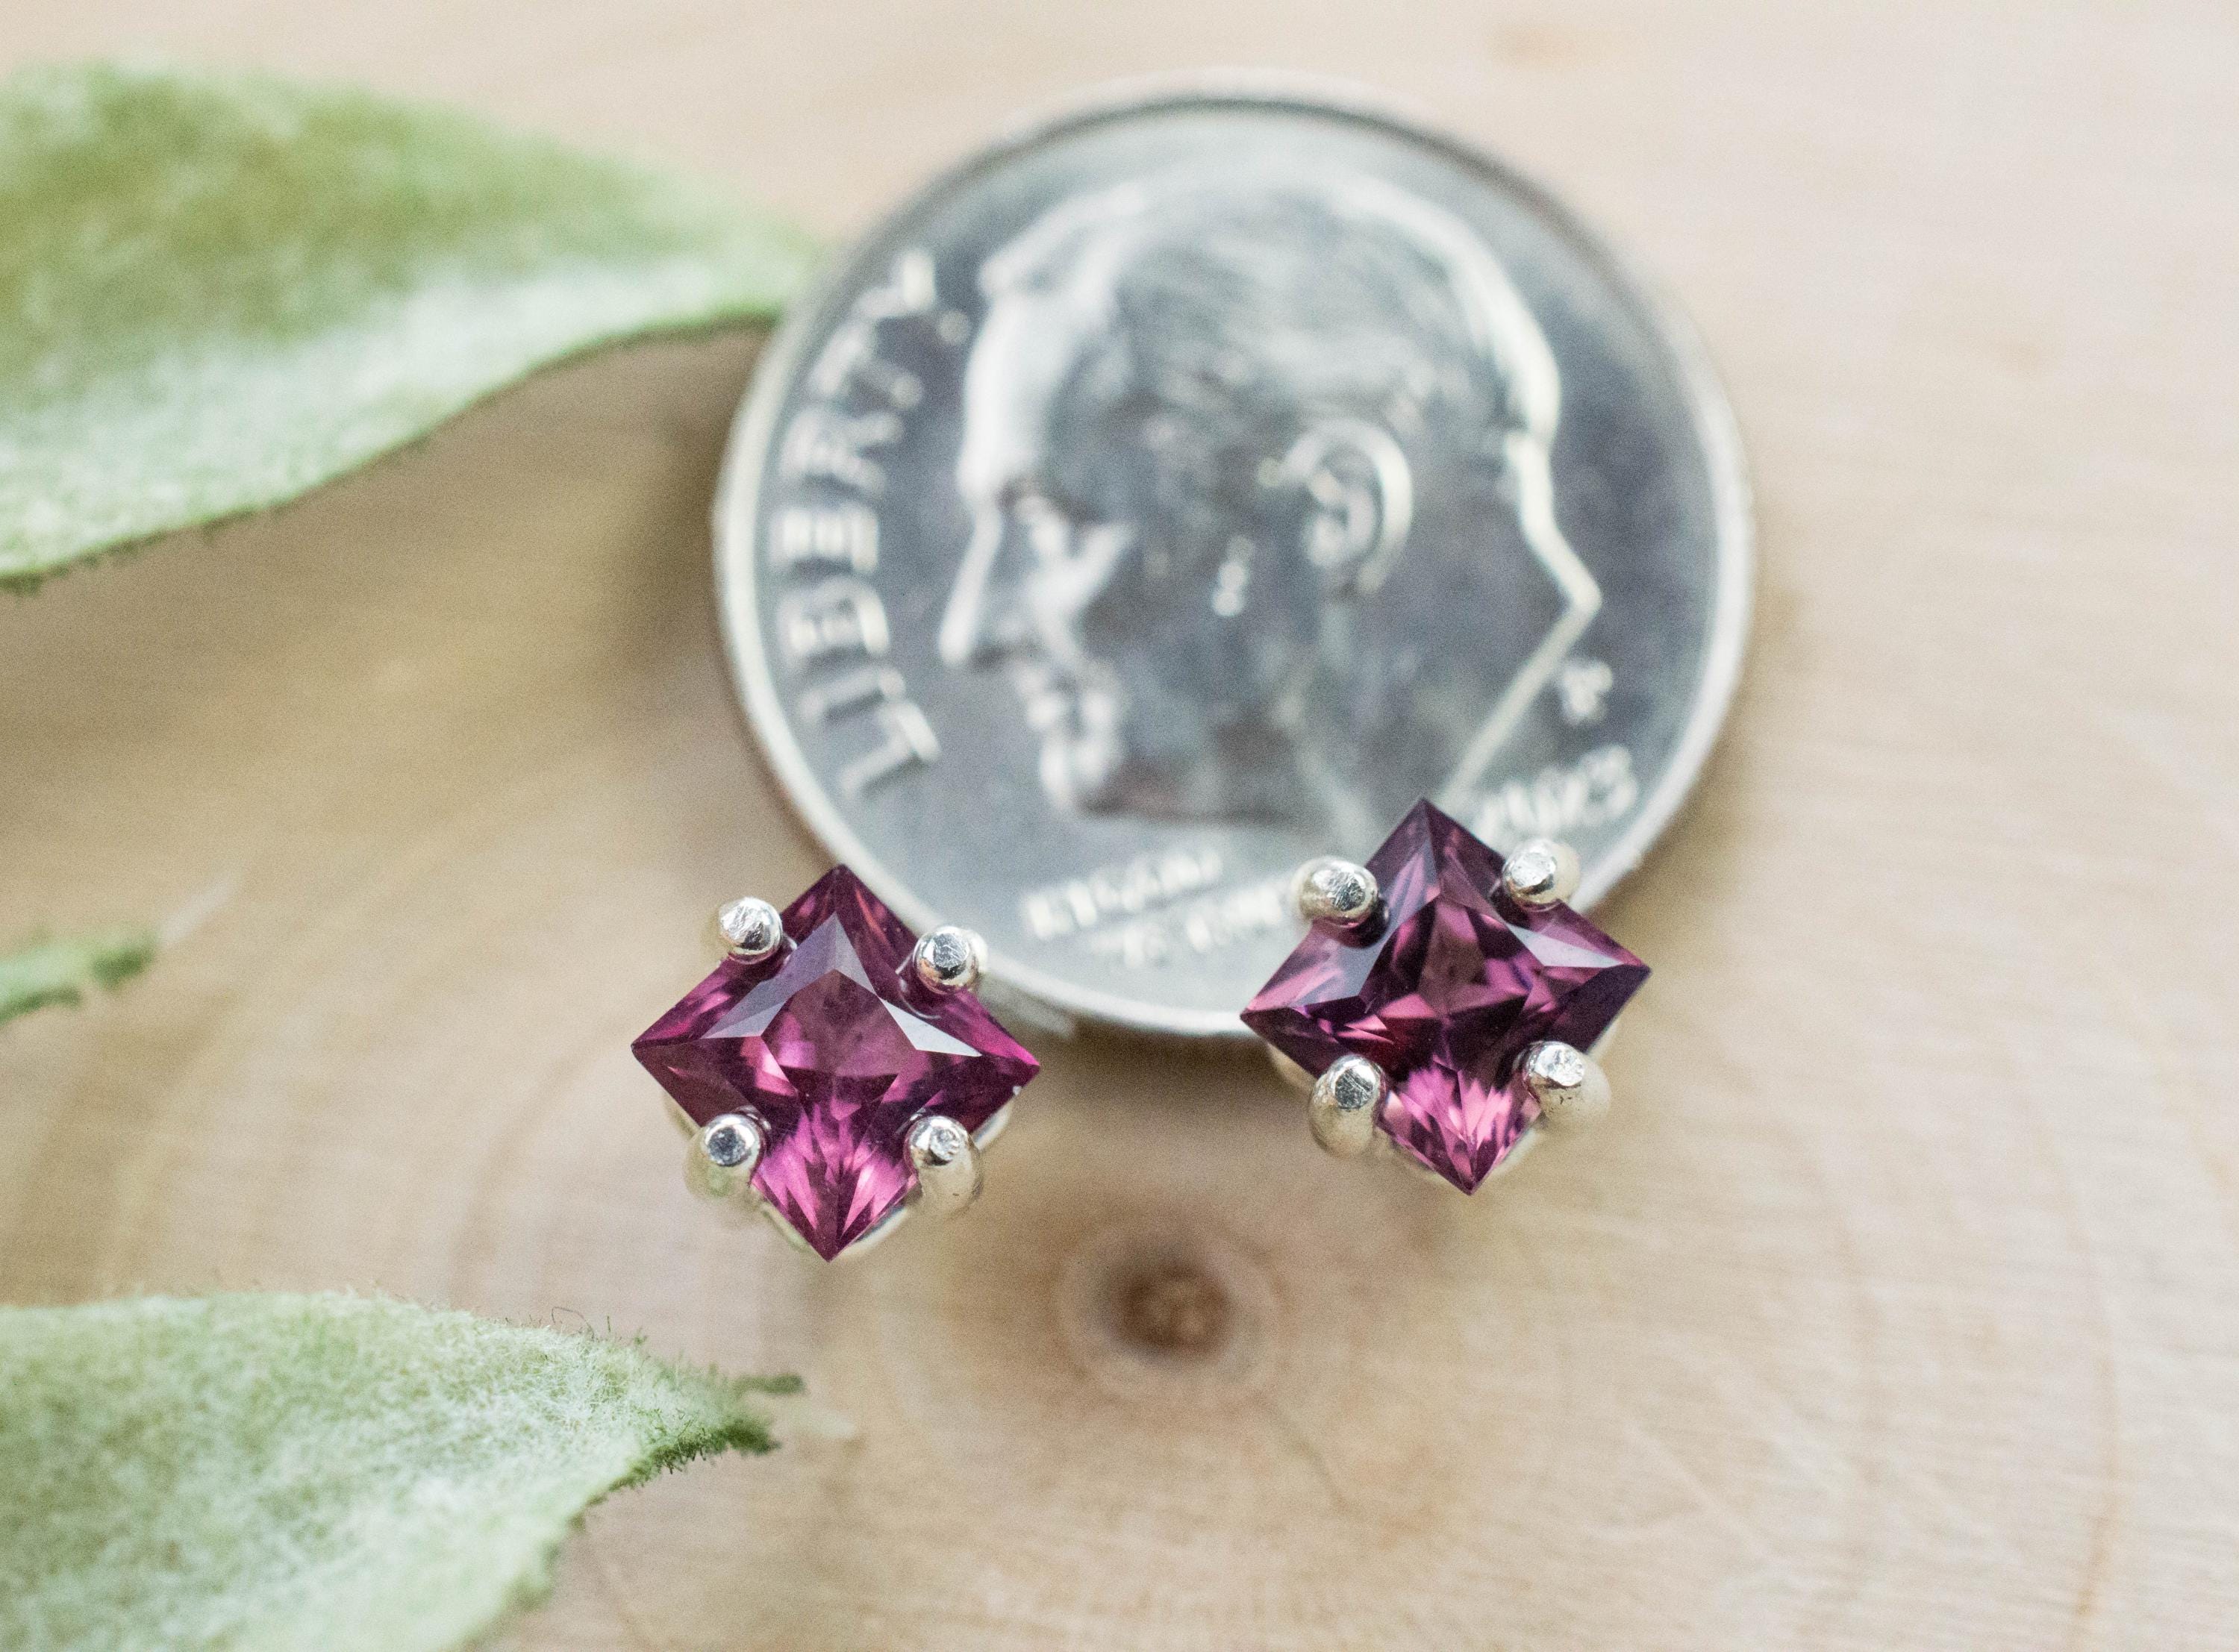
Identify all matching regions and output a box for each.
[632,799,1648,1261]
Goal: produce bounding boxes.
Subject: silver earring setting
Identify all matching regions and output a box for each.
[1242,799,1647,1193]
[634,866,1037,1260]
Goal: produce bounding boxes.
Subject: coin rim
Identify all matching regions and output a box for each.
[713,72,1755,1040]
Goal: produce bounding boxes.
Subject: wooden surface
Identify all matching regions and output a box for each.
[4,4,2237,1648]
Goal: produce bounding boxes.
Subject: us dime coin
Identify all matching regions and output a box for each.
[715,81,1752,1039]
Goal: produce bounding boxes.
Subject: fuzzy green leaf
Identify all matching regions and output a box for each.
[0,1293,796,1652]
[0,63,819,589]
[0,927,156,1026]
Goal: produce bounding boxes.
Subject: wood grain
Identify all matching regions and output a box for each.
[3,4,2236,1648]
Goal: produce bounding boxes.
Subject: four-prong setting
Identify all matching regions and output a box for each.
[911,923,987,993]
[714,896,784,962]
[1291,855,1381,932]
[905,1113,984,1216]
[1244,801,1648,1195]
[1308,1054,1388,1158]
[660,819,1628,1240]
[1520,1039,1611,1133]
[637,867,1038,1261]
[1498,837,1581,910]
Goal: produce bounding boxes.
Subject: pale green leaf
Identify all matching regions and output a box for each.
[0,63,819,589]
[0,927,156,1026]
[0,1293,796,1652]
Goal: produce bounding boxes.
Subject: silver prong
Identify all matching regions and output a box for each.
[906,1114,982,1216]
[715,897,784,962]
[1292,856,1381,929]
[1308,1054,1389,1158]
[1499,839,1581,910]
[1520,1041,1611,1132]
[685,1112,765,1208]
[911,924,987,992]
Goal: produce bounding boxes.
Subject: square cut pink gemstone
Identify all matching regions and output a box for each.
[634,867,1037,1260]
[1243,801,1647,1192]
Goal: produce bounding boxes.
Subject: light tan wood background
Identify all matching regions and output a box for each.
[4,3,2237,1648]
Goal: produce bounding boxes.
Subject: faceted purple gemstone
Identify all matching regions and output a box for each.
[633,867,1037,1260]
[1242,801,1647,1193]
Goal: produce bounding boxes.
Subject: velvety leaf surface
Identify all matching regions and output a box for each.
[0,927,155,1026]
[0,63,818,589]
[0,1294,795,1652]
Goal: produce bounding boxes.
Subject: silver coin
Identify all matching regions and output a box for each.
[716,81,1752,1039]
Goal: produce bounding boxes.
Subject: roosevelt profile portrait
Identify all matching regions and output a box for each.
[937,168,1597,840]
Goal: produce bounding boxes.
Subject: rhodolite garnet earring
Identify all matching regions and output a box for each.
[633,866,1038,1260]
[1242,800,1647,1191]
